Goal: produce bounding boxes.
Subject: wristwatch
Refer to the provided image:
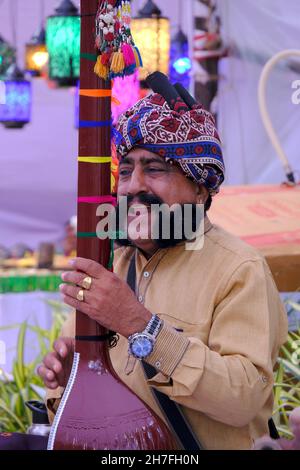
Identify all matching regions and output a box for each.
[128,314,163,360]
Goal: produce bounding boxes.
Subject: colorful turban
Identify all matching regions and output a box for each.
[115,79,225,195]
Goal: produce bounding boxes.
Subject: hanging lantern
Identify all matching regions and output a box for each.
[131,0,170,83]
[25,27,48,77]
[0,35,16,76]
[46,0,80,87]
[169,28,191,89]
[0,64,32,129]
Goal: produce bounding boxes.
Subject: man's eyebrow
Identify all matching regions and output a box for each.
[140,157,166,165]
[119,156,134,165]
[119,156,166,166]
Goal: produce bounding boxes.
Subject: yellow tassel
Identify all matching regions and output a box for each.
[94,55,109,80]
[117,53,125,73]
[110,51,125,74]
[133,47,141,68]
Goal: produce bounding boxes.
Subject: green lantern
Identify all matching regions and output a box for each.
[46,0,80,86]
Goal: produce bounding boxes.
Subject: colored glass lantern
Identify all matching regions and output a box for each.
[46,0,80,87]
[0,64,32,129]
[169,29,191,89]
[25,27,48,77]
[0,35,16,76]
[131,0,170,83]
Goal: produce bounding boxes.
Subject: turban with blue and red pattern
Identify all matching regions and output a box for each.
[115,82,225,195]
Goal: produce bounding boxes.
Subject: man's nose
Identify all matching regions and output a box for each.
[127,167,148,195]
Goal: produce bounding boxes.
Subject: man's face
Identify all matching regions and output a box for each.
[117,148,206,254]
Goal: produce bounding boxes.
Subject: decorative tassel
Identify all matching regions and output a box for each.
[94,0,142,80]
[110,51,125,75]
[133,46,143,68]
[134,46,143,68]
[121,44,136,67]
[94,55,109,80]
[101,52,111,66]
[124,64,136,76]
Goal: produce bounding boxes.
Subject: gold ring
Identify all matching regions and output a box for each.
[82,276,92,290]
[76,289,84,302]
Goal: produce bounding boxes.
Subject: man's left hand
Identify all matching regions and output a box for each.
[59,257,152,338]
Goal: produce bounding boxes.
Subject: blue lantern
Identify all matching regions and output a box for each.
[169,29,191,89]
[0,64,32,129]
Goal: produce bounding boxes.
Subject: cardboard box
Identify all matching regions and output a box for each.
[209,184,300,291]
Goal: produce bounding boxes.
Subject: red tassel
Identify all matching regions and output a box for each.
[101,52,111,65]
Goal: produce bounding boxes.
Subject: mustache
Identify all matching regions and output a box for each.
[126,193,164,207]
[114,194,203,249]
[115,193,164,247]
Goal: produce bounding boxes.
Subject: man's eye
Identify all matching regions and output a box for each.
[119,168,132,176]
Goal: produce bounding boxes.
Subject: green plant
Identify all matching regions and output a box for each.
[273,299,300,438]
[0,302,67,432]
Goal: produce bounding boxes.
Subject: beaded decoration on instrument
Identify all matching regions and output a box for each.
[94,0,143,80]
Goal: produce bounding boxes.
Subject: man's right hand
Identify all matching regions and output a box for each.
[37,337,74,389]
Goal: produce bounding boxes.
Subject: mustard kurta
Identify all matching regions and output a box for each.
[47,219,287,450]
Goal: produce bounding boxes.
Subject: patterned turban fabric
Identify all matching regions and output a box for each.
[115,91,225,195]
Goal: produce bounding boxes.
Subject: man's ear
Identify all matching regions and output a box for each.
[196,185,209,205]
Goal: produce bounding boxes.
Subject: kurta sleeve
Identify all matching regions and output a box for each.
[145,259,288,427]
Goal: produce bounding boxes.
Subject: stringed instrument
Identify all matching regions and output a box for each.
[47,0,177,450]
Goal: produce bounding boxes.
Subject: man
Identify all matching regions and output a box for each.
[38,74,287,450]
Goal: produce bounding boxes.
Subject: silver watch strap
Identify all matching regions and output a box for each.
[144,314,162,338]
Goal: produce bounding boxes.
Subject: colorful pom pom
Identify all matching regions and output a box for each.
[121,44,136,67]
[94,55,109,80]
[94,0,142,80]
[110,51,125,75]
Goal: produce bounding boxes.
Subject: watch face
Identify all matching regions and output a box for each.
[130,335,154,359]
